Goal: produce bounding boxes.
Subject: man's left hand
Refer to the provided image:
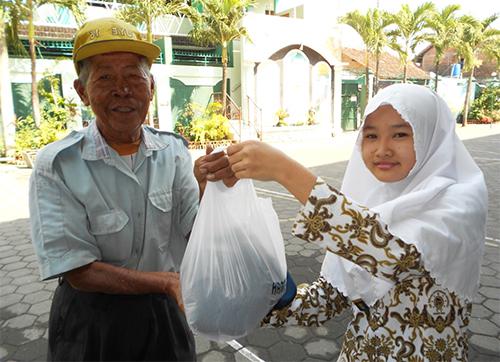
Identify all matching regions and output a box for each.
[194,146,237,197]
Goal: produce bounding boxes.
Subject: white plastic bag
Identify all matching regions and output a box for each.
[180,178,287,342]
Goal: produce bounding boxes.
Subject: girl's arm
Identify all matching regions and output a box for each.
[294,179,425,283]
[262,276,349,327]
[227,141,316,205]
[227,141,425,283]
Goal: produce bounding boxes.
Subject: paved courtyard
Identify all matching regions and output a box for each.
[1,127,499,361]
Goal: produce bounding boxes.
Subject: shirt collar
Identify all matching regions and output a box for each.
[81,121,169,161]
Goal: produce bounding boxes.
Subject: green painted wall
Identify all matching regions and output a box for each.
[169,78,228,124]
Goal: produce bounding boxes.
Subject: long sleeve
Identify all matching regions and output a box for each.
[262,276,349,327]
[292,179,425,284]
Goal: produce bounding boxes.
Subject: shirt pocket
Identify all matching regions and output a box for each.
[148,188,174,248]
[88,209,130,262]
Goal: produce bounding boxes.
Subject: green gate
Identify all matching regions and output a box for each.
[341,82,360,131]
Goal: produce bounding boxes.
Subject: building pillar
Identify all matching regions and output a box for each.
[155,36,173,131]
[332,64,343,136]
[0,54,16,155]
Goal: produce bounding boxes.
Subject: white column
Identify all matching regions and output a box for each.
[1,56,16,155]
[332,64,343,137]
[155,36,173,131]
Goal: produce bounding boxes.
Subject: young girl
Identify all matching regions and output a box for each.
[226,84,487,361]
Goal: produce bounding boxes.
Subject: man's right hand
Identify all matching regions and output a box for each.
[194,146,237,197]
[153,271,185,313]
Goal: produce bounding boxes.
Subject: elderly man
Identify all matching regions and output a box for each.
[29,17,232,361]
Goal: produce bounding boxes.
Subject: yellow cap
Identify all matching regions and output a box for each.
[73,17,161,74]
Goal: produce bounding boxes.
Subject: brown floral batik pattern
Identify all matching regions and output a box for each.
[264,179,471,361]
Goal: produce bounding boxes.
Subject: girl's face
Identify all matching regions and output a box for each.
[361,105,416,183]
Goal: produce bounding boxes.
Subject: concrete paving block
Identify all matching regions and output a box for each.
[11,274,39,286]
[479,287,500,300]
[312,318,350,341]
[282,326,311,342]
[0,284,18,296]
[0,346,8,359]
[8,267,34,279]
[0,249,19,259]
[304,338,339,359]
[12,338,47,361]
[299,249,317,257]
[1,256,19,264]
[470,335,500,355]
[4,314,37,329]
[234,345,270,362]
[18,248,37,257]
[286,244,305,253]
[194,336,212,355]
[13,243,33,252]
[28,300,51,316]
[5,302,30,317]
[315,255,325,263]
[304,243,322,250]
[36,312,50,325]
[246,328,281,348]
[22,327,45,342]
[16,282,44,296]
[21,254,38,263]
[199,350,233,362]
[468,318,499,336]
[2,261,28,272]
[484,299,500,314]
[22,290,52,304]
[0,293,23,309]
[0,244,12,252]
[479,276,500,288]
[490,313,500,328]
[269,340,307,361]
[472,304,494,319]
[489,263,500,273]
[484,252,500,264]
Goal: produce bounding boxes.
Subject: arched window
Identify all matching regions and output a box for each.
[282,50,310,124]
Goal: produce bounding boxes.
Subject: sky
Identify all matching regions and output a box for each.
[332,0,500,53]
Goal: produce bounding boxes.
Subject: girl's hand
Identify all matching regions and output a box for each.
[227,140,317,205]
[227,140,289,183]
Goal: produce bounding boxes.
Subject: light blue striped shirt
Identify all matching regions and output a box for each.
[29,121,199,280]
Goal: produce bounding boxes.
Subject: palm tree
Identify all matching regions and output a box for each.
[388,2,435,83]
[183,0,253,116]
[116,0,184,126]
[8,0,86,126]
[339,9,393,100]
[116,0,184,43]
[424,4,461,92]
[456,14,499,126]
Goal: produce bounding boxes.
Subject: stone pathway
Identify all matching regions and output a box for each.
[1,131,499,361]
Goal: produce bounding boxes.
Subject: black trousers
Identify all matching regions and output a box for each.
[48,280,196,361]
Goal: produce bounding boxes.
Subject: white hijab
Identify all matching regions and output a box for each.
[321,83,487,304]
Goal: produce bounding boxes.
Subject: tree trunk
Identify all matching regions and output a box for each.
[364,49,370,110]
[221,44,228,118]
[28,0,41,127]
[434,61,439,92]
[462,67,474,127]
[146,16,154,126]
[0,12,9,154]
[374,51,380,95]
[403,63,408,83]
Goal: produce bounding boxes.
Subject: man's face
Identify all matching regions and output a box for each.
[75,52,154,141]
[361,105,416,183]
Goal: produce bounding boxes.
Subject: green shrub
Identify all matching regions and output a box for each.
[275,108,289,127]
[469,84,499,122]
[15,75,77,156]
[175,102,232,142]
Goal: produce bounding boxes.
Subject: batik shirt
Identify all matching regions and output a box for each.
[263,179,471,362]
